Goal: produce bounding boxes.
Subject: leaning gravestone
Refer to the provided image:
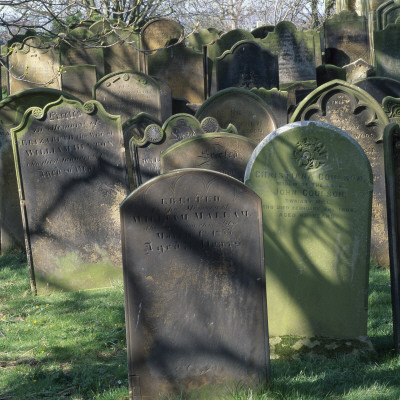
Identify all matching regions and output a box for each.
[245,121,373,338]
[0,88,81,254]
[216,41,279,91]
[324,11,371,67]
[8,37,61,94]
[160,133,257,181]
[131,113,205,185]
[93,71,172,124]
[195,87,277,143]
[11,96,129,294]
[290,80,390,267]
[121,168,269,399]
[354,77,400,105]
[61,65,97,102]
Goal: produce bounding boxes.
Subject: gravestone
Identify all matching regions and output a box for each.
[354,77,400,104]
[343,58,375,83]
[132,113,205,185]
[259,22,318,85]
[61,65,97,102]
[148,43,205,104]
[324,11,371,67]
[382,96,400,124]
[251,25,275,39]
[140,18,184,52]
[11,96,129,294]
[316,64,346,86]
[374,23,400,82]
[121,168,269,398]
[8,37,61,94]
[0,88,81,254]
[216,41,279,91]
[290,79,390,266]
[160,133,257,180]
[245,121,373,338]
[195,87,277,143]
[376,0,400,30]
[93,71,171,124]
[187,28,220,53]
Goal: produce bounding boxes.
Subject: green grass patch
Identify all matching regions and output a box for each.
[0,251,399,399]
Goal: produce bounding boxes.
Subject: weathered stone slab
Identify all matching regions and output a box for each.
[140,18,184,52]
[290,80,390,266]
[259,22,317,84]
[343,58,375,83]
[8,37,61,94]
[324,11,370,67]
[245,121,373,338]
[61,65,97,103]
[354,77,400,104]
[11,97,129,294]
[216,41,278,91]
[121,168,269,398]
[160,133,257,180]
[94,71,171,124]
[195,87,277,143]
[376,0,400,30]
[148,43,205,104]
[132,113,205,185]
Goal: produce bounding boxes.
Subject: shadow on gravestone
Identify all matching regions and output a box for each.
[354,77,400,105]
[245,121,372,341]
[11,96,129,294]
[120,169,269,399]
[61,64,97,103]
[0,88,82,254]
[290,80,390,267]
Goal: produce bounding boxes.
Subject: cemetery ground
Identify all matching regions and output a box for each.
[0,250,399,400]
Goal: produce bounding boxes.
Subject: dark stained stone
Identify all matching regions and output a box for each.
[11,97,129,294]
[61,65,97,103]
[382,96,400,124]
[120,168,269,398]
[376,0,400,30]
[251,25,275,39]
[354,77,400,105]
[160,132,257,180]
[290,79,390,266]
[316,64,346,86]
[195,87,277,143]
[245,121,373,338]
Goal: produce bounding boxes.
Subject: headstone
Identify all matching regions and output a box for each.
[140,18,184,52]
[259,22,318,84]
[382,96,400,124]
[160,133,257,180]
[8,37,61,94]
[195,87,277,143]
[251,25,275,39]
[324,11,371,67]
[343,58,375,83]
[376,0,400,30]
[187,28,220,53]
[216,41,279,91]
[148,43,205,104]
[245,121,373,338]
[374,23,400,81]
[61,65,97,102]
[316,64,347,86]
[121,168,269,398]
[290,79,390,266]
[0,88,81,253]
[11,97,129,294]
[132,113,205,185]
[93,71,171,124]
[354,77,400,104]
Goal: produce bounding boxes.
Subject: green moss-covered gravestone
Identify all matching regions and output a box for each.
[195,87,277,143]
[324,11,370,67]
[316,64,346,86]
[216,41,278,91]
[121,169,269,399]
[251,25,275,39]
[8,37,61,94]
[187,28,220,53]
[160,133,257,180]
[290,80,390,267]
[245,121,373,338]
[0,89,81,254]
[131,113,205,185]
[61,65,97,102]
[11,97,129,294]
[93,71,171,124]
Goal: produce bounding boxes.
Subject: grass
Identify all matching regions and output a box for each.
[0,251,399,399]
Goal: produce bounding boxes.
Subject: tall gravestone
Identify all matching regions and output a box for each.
[216,41,279,91]
[245,121,373,338]
[11,97,129,294]
[259,22,318,85]
[324,11,371,67]
[61,65,97,102]
[290,80,390,267]
[195,87,277,143]
[8,37,61,94]
[93,71,171,124]
[121,168,269,399]
[160,133,257,180]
